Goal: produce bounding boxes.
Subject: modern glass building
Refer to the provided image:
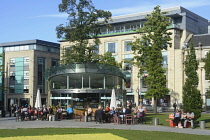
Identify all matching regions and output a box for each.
[0,39,60,110]
[45,63,126,109]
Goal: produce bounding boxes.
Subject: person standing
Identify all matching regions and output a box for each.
[66,105,74,119]
[173,103,177,113]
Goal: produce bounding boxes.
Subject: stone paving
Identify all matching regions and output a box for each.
[0,116,210,136]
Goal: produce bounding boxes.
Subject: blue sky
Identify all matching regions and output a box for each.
[1,0,210,44]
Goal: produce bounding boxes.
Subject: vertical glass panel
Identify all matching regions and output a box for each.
[125,23,131,31]
[124,41,132,52]
[38,57,46,92]
[69,74,82,89]
[15,57,24,94]
[115,25,121,33]
[90,74,103,89]
[106,43,117,53]
[83,74,89,89]
[105,75,115,89]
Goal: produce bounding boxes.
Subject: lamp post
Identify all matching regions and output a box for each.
[136,88,142,106]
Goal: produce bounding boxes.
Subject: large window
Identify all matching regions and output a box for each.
[124,41,132,52]
[106,42,117,53]
[162,51,168,68]
[124,54,133,70]
[38,57,46,92]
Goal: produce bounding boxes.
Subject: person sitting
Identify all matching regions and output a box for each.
[57,106,63,120]
[184,110,195,129]
[173,109,181,128]
[95,106,104,124]
[42,105,49,120]
[105,105,110,113]
[66,105,74,119]
[125,106,131,115]
[27,105,33,120]
[136,106,145,124]
[109,107,116,116]
[87,105,93,121]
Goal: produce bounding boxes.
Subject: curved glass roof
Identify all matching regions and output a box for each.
[44,63,126,80]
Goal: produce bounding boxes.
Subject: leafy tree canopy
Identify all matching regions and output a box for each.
[130,6,172,113]
[56,0,112,64]
[183,42,202,120]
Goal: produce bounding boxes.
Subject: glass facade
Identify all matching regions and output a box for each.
[124,41,132,52]
[38,57,46,93]
[99,20,146,36]
[4,44,59,54]
[106,42,117,53]
[46,63,126,109]
[9,57,29,94]
[124,54,133,70]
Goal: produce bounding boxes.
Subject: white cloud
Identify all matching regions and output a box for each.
[28,13,68,18]
[30,0,210,18]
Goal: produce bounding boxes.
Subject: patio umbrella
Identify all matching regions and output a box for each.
[110,89,117,109]
[35,88,42,108]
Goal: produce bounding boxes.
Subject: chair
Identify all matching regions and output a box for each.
[125,114,133,125]
[75,112,84,122]
[61,111,68,119]
[113,114,121,125]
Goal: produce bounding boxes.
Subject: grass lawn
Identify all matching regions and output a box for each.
[0,128,210,140]
[145,113,210,129]
[0,113,209,140]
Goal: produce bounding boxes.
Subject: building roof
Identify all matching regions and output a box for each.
[190,34,210,47]
[109,6,208,24]
[0,39,60,48]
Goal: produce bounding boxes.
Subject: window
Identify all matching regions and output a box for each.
[162,51,168,68]
[124,54,133,70]
[106,42,117,53]
[10,58,15,65]
[204,51,210,58]
[93,45,99,54]
[124,41,132,52]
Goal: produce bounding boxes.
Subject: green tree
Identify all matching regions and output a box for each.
[183,42,202,120]
[130,6,172,113]
[202,51,210,100]
[56,0,111,64]
[98,52,122,68]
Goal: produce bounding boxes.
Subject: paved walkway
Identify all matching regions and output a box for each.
[0,117,210,136]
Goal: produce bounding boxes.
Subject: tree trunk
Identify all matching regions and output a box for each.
[153,97,157,114]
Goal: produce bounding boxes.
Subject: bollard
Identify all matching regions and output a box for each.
[154,118,159,126]
[200,121,205,129]
[52,115,55,121]
[49,115,52,121]
[84,111,88,122]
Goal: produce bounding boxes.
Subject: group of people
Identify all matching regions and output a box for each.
[13,105,66,121]
[173,109,195,129]
[94,105,146,124]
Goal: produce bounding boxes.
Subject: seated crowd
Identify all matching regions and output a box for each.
[13,104,146,124]
[14,105,67,121]
[172,108,195,129]
[94,105,146,124]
